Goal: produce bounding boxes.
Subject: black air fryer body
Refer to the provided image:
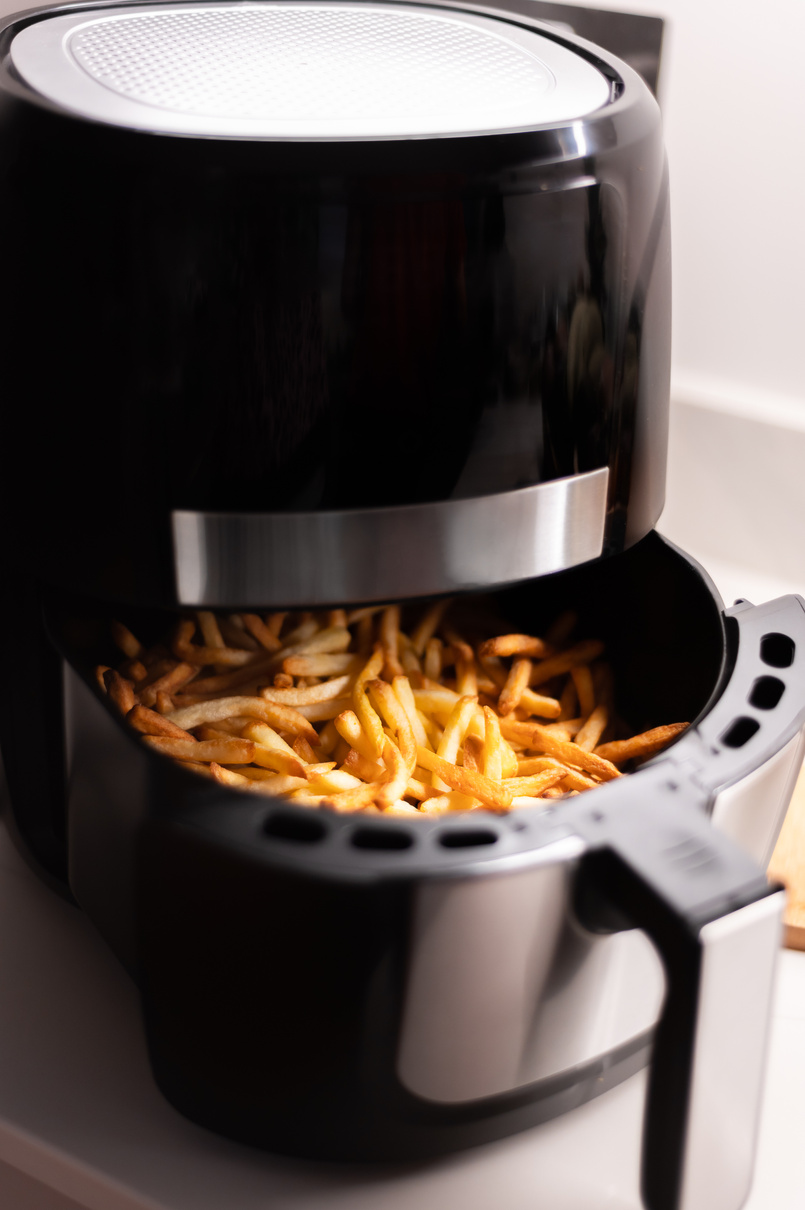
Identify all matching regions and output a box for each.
[0,7,801,1210]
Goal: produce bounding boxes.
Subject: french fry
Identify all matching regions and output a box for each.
[595,723,689,766]
[518,688,562,719]
[499,718,621,781]
[481,706,504,781]
[529,640,605,687]
[166,696,319,745]
[103,669,136,715]
[196,610,225,649]
[173,619,257,668]
[95,664,111,691]
[282,653,359,678]
[497,658,532,716]
[411,599,452,655]
[416,747,512,811]
[219,616,260,652]
[265,611,287,638]
[294,698,352,722]
[334,710,378,763]
[463,734,484,772]
[571,664,595,719]
[423,637,443,682]
[138,661,198,708]
[503,769,568,796]
[127,704,194,741]
[155,691,175,715]
[293,735,318,764]
[479,633,551,660]
[143,736,255,764]
[111,620,144,660]
[392,675,431,749]
[241,613,283,653]
[343,749,387,782]
[352,646,386,757]
[575,704,609,752]
[380,605,404,679]
[367,679,417,774]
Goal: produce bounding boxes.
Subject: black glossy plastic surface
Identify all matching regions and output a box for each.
[0,0,669,604]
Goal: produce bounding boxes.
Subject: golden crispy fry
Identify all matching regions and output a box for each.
[376,736,408,809]
[463,734,484,772]
[499,718,621,781]
[416,746,512,811]
[595,723,689,765]
[120,659,148,684]
[103,669,136,715]
[380,605,404,679]
[327,609,348,628]
[218,616,260,652]
[111,620,144,660]
[423,637,443,682]
[183,653,278,696]
[517,688,562,719]
[516,755,565,776]
[406,778,446,802]
[173,619,257,668]
[571,665,595,719]
[166,696,319,744]
[529,640,605,688]
[241,613,283,653]
[575,704,609,752]
[155,690,174,715]
[209,763,308,796]
[196,610,225,649]
[293,735,318,764]
[497,658,532,716]
[560,769,600,792]
[265,611,287,638]
[284,626,351,658]
[342,749,387,782]
[411,598,452,656]
[479,633,551,660]
[144,735,255,764]
[455,650,478,698]
[504,768,568,796]
[334,710,378,763]
[139,661,198,708]
[127,704,194,741]
[294,697,352,722]
[352,646,386,757]
[434,696,479,791]
[328,783,380,812]
[392,676,431,749]
[367,679,417,774]
[541,717,583,738]
[481,706,503,782]
[558,678,578,721]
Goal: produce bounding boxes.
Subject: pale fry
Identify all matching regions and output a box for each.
[260,674,352,706]
[283,653,359,677]
[595,723,689,766]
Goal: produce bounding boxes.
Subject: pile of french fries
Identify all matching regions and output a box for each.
[95,601,688,817]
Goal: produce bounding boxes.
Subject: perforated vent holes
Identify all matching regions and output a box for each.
[11,4,612,138]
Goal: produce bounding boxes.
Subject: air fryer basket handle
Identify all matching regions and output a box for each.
[572,769,784,1210]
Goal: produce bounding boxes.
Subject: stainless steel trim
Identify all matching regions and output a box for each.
[679,891,785,1210]
[171,467,609,606]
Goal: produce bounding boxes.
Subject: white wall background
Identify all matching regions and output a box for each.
[551,0,805,418]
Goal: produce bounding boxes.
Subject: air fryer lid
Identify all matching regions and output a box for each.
[10,2,611,139]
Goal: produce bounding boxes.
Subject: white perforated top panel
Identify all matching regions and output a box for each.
[10,2,611,139]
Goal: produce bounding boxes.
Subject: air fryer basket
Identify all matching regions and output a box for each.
[13,532,799,1210]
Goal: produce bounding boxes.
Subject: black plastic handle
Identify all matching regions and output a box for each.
[571,766,784,1210]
